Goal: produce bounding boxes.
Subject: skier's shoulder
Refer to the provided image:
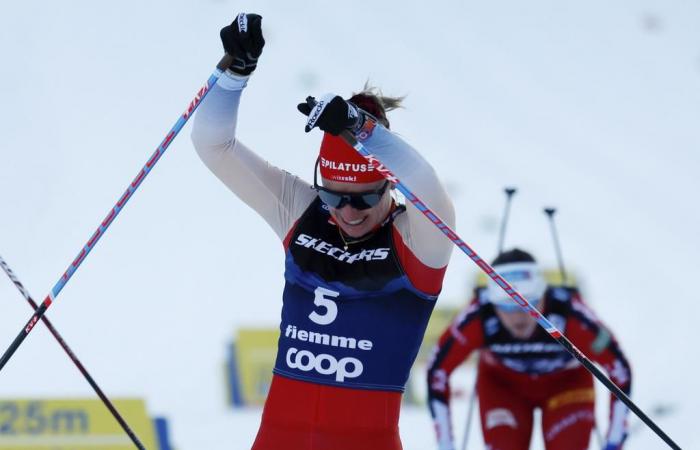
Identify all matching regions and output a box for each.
[545,284,582,305]
[542,285,589,322]
[473,285,491,310]
[547,285,604,327]
[450,289,484,329]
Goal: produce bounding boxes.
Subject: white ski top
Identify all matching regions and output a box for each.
[191,71,455,288]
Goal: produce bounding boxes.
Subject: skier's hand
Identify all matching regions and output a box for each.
[297,94,363,135]
[220,13,265,76]
[603,432,627,450]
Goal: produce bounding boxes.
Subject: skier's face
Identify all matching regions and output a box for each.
[495,297,544,339]
[321,178,393,238]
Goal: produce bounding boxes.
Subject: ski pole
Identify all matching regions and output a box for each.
[630,404,676,436]
[543,207,568,285]
[542,208,604,447]
[496,187,517,254]
[459,383,478,450]
[0,54,234,374]
[334,128,682,450]
[0,254,146,449]
[461,187,517,450]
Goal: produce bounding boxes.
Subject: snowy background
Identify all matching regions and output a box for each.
[1,0,699,449]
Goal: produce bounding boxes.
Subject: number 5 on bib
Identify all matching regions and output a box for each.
[309,287,339,326]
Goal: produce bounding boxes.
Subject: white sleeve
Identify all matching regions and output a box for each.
[606,399,629,445]
[191,72,316,240]
[430,399,457,450]
[359,125,456,269]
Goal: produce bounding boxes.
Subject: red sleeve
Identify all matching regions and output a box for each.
[426,298,485,405]
[565,292,632,444]
[426,298,484,447]
[565,294,632,393]
[392,227,446,296]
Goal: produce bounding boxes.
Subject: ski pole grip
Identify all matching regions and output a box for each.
[505,187,517,197]
[303,96,361,147]
[216,54,235,71]
[544,207,556,217]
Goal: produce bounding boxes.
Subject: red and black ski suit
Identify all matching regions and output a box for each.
[427,286,632,450]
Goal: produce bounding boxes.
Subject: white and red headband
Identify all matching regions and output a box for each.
[318,133,385,184]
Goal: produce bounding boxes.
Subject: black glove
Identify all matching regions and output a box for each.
[220,13,265,76]
[297,94,363,135]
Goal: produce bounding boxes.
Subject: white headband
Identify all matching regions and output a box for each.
[487,261,547,307]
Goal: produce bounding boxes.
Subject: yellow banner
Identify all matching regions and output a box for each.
[0,398,158,450]
[234,328,280,405]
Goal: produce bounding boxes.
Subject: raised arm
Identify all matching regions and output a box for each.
[360,124,456,269]
[298,93,456,292]
[191,14,316,241]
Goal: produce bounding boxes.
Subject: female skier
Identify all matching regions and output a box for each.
[192,13,455,450]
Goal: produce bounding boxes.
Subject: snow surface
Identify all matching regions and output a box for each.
[1,0,699,449]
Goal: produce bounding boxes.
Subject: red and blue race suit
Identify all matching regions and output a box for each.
[192,71,455,450]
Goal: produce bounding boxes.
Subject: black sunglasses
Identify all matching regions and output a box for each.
[313,158,390,210]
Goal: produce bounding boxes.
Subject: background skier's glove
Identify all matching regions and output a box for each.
[220,13,265,76]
